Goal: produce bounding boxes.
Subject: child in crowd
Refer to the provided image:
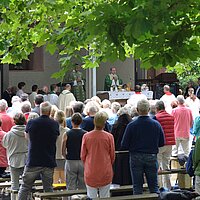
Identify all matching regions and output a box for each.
[62,113,86,190]
[54,110,69,183]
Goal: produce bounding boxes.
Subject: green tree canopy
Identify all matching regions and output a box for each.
[0,0,199,78]
[167,59,200,89]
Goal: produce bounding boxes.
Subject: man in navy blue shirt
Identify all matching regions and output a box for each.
[18,102,59,199]
[121,99,165,195]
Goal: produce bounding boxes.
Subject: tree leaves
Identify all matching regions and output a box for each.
[0,0,199,78]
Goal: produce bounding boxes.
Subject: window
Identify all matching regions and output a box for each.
[9,47,44,71]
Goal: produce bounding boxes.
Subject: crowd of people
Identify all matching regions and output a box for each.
[0,78,200,199]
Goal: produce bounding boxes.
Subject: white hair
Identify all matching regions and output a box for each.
[0,99,8,111]
[101,99,111,109]
[11,96,21,104]
[83,100,100,115]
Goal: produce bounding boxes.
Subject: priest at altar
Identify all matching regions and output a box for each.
[104,67,123,91]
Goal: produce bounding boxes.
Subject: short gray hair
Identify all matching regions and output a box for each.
[40,101,52,115]
[88,104,99,115]
[137,99,150,114]
[0,99,8,111]
[176,95,185,104]
[155,100,165,111]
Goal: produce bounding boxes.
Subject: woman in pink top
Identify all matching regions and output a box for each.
[0,119,8,177]
[81,111,115,199]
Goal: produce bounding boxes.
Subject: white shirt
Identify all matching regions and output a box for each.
[160,93,176,114]
[185,96,200,120]
[127,93,147,107]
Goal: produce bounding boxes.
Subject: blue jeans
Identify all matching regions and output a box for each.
[18,166,54,200]
[130,153,159,194]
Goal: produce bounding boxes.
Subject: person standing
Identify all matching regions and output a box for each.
[16,82,26,98]
[121,99,165,194]
[171,95,193,156]
[62,113,86,190]
[48,84,59,107]
[0,119,8,177]
[111,107,132,186]
[2,113,28,198]
[2,86,12,107]
[32,94,44,115]
[193,136,200,195]
[29,85,38,108]
[0,99,14,132]
[58,84,76,112]
[185,87,200,120]
[18,102,60,199]
[69,64,85,102]
[154,100,175,189]
[54,110,69,183]
[127,85,147,107]
[81,111,115,198]
[193,115,200,138]
[39,85,49,102]
[104,67,123,91]
[160,85,176,114]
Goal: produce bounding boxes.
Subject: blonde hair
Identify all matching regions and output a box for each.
[54,110,66,127]
[94,111,108,130]
[50,105,58,118]
[65,106,74,118]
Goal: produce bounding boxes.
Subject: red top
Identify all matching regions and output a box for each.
[0,111,14,132]
[0,128,8,167]
[164,91,172,95]
[81,130,115,188]
[156,110,175,145]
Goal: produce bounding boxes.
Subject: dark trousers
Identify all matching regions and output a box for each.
[0,167,6,176]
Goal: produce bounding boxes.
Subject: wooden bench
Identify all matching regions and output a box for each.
[32,169,188,200]
[158,168,186,175]
[33,185,148,200]
[7,183,66,200]
[94,193,158,200]
[0,177,11,183]
[34,189,87,200]
[34,190,158,200]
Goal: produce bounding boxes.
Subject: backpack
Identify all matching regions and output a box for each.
[159,189,198,200]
